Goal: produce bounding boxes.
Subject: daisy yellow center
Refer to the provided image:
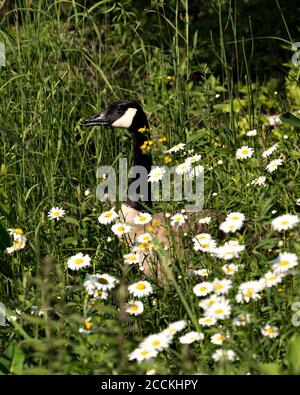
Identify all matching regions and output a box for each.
[129,305,139,312]
[199,286,207,292]
[228,225,236,229]
[231,216,240,221]
[241,149,249,155]
[75,258,84,265]
[128,256,137,261]
[279,260,289,267]
[84,322,93,330]
[104,212,113,218]
[98,278,109,285]
[208,300,216,306]
[280,220,289,225]
[140,350,149,356]
[14,241,23,248]
[139,216,147,222]
[215,284,224,291]
[215,308,224,315]
[151,340,161,347]
[217,335,225,341]
[205,318,212,323]
[202,244,209,249]
[175,217,182,222]
[266,327,274,334]
[227,268,234,273]
[245,288,254,297]
[15,228,24,235]
[52,211,61,217]
[136,283,146,290]
[268,274,276,281]
[117,226,125,232]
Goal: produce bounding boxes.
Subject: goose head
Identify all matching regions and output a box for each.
[83,99,149,132]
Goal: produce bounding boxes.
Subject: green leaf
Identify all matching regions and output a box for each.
[279,112,300,127]
[61,236,78,246]
[64,216,80,227]
[0,341,24,375]
[287,334,300,374]
[0,223,11,251]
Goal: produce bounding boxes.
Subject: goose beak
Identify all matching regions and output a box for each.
[82,111,110,126]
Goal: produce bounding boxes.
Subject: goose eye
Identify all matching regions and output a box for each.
[116,105,123,114]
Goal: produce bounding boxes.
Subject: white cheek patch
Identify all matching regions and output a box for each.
[112,108,137,128]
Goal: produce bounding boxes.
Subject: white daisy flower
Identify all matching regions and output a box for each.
[222,264,239,276]
[262,144,278,158]
[213,240,245,260]
[98,208,119,224]
[175,162,192,175]
[164,320,187,336]
[261,324,279,338]
[136,233,153,244]
[266,158,283,173]
[170,213,186,227]
[192,269,209,277]
[272,214,299,231]
[263,271,283,288]
[125,301,144,316]
[246,129,257,137]
[128,347,158,362]
[94,273,118,291]
[67,253,91,271]
[212,279,232,295]
[211,333,227,345]
[133,212,152,225]
[111,222,132,236]
[198,216,211,224]
[193,282,213,297]
[6,233,27,254]
[48,207,66,221]
[236,146,254,159]
[141,332,173,351]
[128,280,153,298]
[236,280,265,303]
[193,238,217,253]
[193,233,212,244]
[166,143,186,153]
[148,166,166,183]
[219,219,243,233]
[272,252,298,273]
[199,294,222,310]
[179,331,204,344]
[185,154,202,164]
[205,299,231,320]
[198,316,217,327]
[226,212,245,223]
[123,253,142,265]
[212,349,236,362]
[232,313,251,326]
[251,176,267,186]
[92,289,108,300]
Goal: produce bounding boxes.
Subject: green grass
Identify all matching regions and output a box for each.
[0,0,300,375]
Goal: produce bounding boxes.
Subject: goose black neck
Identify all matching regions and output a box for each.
[127,115,152,212]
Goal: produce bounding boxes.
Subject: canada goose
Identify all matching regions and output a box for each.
[83,100,220,282]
